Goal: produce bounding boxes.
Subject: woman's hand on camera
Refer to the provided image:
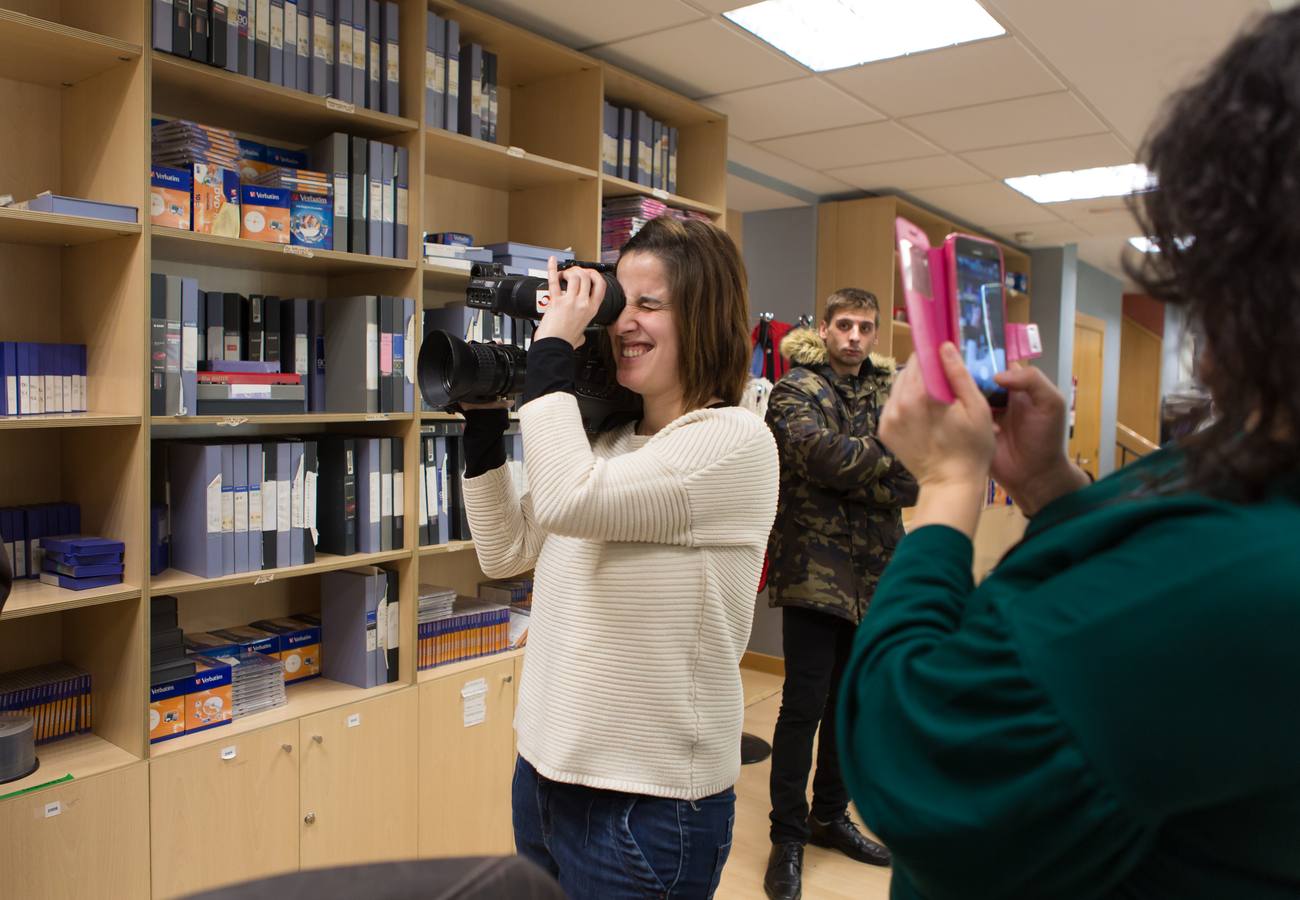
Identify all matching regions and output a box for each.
[990,366,1090,517]
[534,256,604,348]
[880,344,994,536]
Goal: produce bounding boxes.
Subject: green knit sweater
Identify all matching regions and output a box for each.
[838,449,1300,899]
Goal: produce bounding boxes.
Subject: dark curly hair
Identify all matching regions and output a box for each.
[1126,6,1300,502]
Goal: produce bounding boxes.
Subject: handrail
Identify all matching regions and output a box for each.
[1117,422,1160,456]
[1116,422,1160,468]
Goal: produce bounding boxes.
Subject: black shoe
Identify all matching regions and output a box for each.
[808,813,891,867]
[764,842,804,900]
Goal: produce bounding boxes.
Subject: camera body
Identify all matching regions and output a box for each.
[418,260,642,432]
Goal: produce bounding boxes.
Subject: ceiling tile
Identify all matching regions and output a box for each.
[458,0,706,49]
[703,79,883,142]
[985,0,1262,146]
[903,92,1108,152]
[756,121,940,171]
[908,182,1064,227]
[962,133,1134,179]
[1043,194,1135,222]
[826,155,988,192]
[589,20,807,98]
[1069,208,1142,238]
[826,37,1064,118]
[987,219,1092,246]
[726,173,810,212]
[728,137,857,196]
[685,0,753,11]
[1076,237,1138,287]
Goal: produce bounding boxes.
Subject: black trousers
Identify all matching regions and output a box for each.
[768,605,857,845]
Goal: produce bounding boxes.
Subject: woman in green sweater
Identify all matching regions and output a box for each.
[836,9,1300,900]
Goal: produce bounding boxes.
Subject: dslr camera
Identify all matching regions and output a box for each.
[417,260,642,432]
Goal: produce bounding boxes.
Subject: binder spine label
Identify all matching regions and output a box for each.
[305,467,318,539]
[369,471,380,524]
[366,322,379,391]
[334,176,348,217]
[292,458,304,528]
[262,480,277,531]
[222,483,234,533]
[386,43,398,82]
[271,11,283,49]
[235,485,249,533]
[249,484,263,531]
[208,474,223,533]
[277,474,291,531]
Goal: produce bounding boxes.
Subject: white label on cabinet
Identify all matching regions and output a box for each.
[221,745,238,761]
[507,146,525,158]
[347,713,361,728]
[652,188,669,201]
[325,98,356,115]
[43,801,62,818]
[462,678,487,728]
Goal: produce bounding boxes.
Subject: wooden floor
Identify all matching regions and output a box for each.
[719,670,892,900]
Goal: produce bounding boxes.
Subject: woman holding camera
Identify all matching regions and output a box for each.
[835,9,1300,899]
[459,216,778,899]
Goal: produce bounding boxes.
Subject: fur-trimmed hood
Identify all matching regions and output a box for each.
[779,327,896,375]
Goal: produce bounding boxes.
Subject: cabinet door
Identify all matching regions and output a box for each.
[0,762,149,900]
[299,687,418,869]
[418,657,516,857]
[150,721,300,899]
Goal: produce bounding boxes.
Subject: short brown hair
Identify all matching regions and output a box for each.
[824,288,880,324]
[620,217,751,409]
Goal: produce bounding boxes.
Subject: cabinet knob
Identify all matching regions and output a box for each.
[282,744,293,753]
[312,735,323,744]
[502,674,513,684]
[304,813,316,825]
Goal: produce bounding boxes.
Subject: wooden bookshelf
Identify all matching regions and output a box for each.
[0,581,141,621]
[0,9,140,88]
[152,228,417,276]
[0,733,140,797]
[150,549,412,596]
[418,540,476,557]
[416,648,523,684]
[601,175,723,217]
[148,679,409,758]
[817,196,1031,359]
[151,53,419,142]
[150,412,413,427]
[1,0,727,891]
[0,413,140,430]
[422,260,472,291]
[424,128,598,191]
[0,207,140,246]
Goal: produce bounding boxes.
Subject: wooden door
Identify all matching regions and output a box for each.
[299,687,418,869]
[1070,313,1106,479]
[418,657,517,857]
[0,763,149,900]
[1117,315,1162,467]
[150,721,300,899]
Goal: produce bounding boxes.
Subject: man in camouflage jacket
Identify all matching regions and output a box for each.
[762,288,918,900]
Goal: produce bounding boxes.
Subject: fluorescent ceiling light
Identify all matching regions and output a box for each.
[724,0,1005,72]
[1129,235,1193,253]
[1005,164,1155,204]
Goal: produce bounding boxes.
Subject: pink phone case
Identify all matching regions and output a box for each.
[894,217,955,403]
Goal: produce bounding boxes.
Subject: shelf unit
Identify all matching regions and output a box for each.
[2,1,725,896]
[817,195,1032,361]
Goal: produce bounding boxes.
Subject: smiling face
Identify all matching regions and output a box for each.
[609,251,683,404]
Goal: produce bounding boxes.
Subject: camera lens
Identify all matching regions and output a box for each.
[417,330,527,408]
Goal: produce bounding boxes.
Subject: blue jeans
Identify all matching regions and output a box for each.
[513,757,736,899]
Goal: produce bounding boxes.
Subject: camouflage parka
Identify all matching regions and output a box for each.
[765,328,919,624]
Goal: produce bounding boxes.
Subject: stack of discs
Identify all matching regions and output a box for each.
[226,652,287,719]
[0,713,37,784]
[418,584,457,625]
[253,167,331,195]
[152,120,242,171]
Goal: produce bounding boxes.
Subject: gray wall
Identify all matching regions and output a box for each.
[741,207,819,658]
[1075,262,1124,477]
[1028,246,1078,395]
[743,206,819,328]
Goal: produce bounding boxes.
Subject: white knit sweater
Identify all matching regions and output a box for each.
[462,391,779,800]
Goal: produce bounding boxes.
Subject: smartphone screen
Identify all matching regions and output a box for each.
[953,238,1008,404]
